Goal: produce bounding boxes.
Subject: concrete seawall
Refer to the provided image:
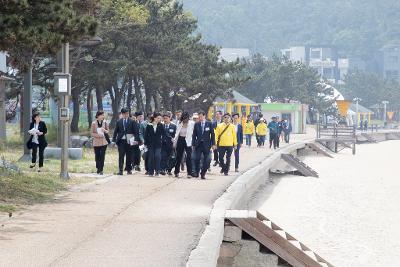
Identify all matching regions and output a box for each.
[187,141,309,266]
[187,130,400,267]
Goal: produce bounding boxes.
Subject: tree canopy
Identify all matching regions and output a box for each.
[0,0,98,70]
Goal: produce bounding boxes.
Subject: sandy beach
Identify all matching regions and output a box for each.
[250,141,400,267]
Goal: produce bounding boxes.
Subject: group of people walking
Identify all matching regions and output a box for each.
[243,114,292,149]
[92,108,245,179]
[26,108,292,179]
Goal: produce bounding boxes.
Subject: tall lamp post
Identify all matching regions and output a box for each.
[382,100,389,128]
[55,38,102,180]
[353,97,362,130]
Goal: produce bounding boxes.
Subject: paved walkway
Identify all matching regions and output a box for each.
[0,131,314,267]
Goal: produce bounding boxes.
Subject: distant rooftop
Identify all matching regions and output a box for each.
[219,48,250,62]
[215,90,256,104]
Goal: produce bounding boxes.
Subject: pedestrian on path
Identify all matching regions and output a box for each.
[284,119,292,143]
[192,110,215,179]
[268,116,279,149]
[215,113,237,176]
[255,118,267,147]
[112,108,135,175]
[212,110,223,167]
[244,115,255,147]
[173,111,194,178]
[161,111,176,176]
[232,113,243,172]
[144,112,164,177]
[91,111,110,175]
[27,112,47,172]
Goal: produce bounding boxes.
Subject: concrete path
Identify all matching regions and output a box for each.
[0,132,314,267]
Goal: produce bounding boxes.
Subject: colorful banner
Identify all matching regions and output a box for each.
[387,111,395,121]
[336,100,352,117]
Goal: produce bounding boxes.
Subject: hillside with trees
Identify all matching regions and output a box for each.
[181,0,400,59]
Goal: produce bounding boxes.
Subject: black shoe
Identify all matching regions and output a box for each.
[145,171,149,175]
[99,172,104,175]
[29,163,36,169]
[127,171,133,175]
[213,162,219,167]
[201,174,206,179]
[220,169,224,174]
[117,171,123,175]
[160,171,166,176]
[167,171,172,176]
[192,173,199,178]
[135,166,141,172]
[224,172,229,176]
[174,173,179,178]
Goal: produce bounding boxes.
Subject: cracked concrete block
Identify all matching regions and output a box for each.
[223,226,242,242]
[219,242,241,258]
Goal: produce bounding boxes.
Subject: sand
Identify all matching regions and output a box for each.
[250,141,400,267]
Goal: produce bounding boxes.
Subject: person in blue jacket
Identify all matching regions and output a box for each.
[232,113,243,172]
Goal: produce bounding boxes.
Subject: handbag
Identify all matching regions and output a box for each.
[26,139,33,150]
[167,149,177,170]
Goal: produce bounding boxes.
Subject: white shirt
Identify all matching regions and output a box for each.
[174,121,195,147]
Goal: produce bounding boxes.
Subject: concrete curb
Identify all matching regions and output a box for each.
[186,141,308,267]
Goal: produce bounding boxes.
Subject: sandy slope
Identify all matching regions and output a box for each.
[251,141,400,267]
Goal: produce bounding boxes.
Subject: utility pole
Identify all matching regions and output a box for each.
[353,98,361,130]
[382,100,389,128]
[57,43,71,180]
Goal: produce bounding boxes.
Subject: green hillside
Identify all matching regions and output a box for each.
[181,0,400,58]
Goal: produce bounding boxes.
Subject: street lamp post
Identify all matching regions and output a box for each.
[353,98,362,130]
[382,100,389,128]
[54,43,71,180]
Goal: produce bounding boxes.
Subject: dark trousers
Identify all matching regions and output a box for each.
[94,145,107,172]
[218,146,233,174]
[194,144,212,176]
[245,134,252,146]
[174,136,192,175]
[213,148,219,163]
[258,135,266,146]
[148,147,161,175]
[117,140,132,172]
[131,145,141,168]
[269,133,278,149]
[32,143,45,167]
[276,132,281,148]
[161,144,173,172]
[234,145,240,169]
[284,132,290,143]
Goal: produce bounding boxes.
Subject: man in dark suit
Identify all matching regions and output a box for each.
[232,113,243,172]
[112,108,138,175]
[161,111,177,175]
[192,111,215,179]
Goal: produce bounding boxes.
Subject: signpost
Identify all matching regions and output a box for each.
[55,43,71,180]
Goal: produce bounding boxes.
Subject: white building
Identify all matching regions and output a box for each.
[220,48,250,62]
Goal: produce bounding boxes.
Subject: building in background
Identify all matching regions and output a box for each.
[282,45,339,83]
[209,90,259,120]
[220,48,251,62]
[379,44,400,82]
[0,52,6,73]
[258,103,308,134]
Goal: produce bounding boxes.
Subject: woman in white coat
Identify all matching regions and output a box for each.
[173,111,195,178]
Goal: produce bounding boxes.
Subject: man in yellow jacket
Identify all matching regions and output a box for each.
[244,116,255,147]
[215,113,237,175]
[256,118,267,147]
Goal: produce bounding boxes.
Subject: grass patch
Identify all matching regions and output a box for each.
[0,169,66,213]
